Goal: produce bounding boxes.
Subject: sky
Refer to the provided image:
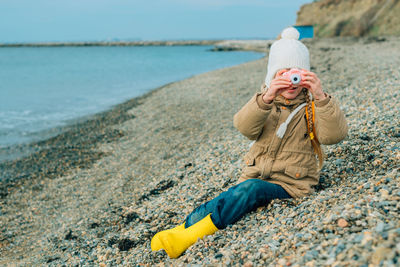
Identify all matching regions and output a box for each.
[0,0,313,43]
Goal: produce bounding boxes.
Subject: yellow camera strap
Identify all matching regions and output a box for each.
[305,101,316,140]
[305,101,323,167]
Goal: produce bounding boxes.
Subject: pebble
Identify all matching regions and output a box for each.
[371,247,392,265]
[337,218,349,228]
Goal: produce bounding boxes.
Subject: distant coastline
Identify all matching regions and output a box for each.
[0,40,221,47]
[0,39,272,52]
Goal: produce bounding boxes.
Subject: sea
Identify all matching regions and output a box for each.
[0,45,263,155]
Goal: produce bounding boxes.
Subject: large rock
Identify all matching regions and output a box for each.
[296,0,400,37]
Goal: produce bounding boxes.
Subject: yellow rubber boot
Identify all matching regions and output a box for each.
[151,223,185,251]
[155,213,218,258]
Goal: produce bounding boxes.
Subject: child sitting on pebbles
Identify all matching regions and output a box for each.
[151,27,348,259]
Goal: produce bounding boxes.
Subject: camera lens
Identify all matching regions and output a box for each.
[290,74,301,84]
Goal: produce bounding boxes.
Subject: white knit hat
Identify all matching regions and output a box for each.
[264,27,310,88]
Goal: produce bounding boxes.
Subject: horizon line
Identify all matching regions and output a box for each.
[0,38,275,47]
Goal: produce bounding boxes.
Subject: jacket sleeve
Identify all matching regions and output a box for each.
[314,94,348,145]
[233,92,273,140]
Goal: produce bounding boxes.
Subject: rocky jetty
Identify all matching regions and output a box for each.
[211,40,273,52]
[0,40,220,47]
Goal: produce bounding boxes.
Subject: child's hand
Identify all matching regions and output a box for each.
[301,71,326,100]
[262,69,292,103]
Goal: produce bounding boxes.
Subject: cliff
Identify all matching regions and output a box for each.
[296,0,400,37]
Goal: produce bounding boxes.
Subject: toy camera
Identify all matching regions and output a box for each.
[282,68,307,85]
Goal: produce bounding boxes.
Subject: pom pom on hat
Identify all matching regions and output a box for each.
[281,27,300,40]
[264,27,310,88]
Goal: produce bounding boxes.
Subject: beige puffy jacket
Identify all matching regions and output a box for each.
[233,92,348,198]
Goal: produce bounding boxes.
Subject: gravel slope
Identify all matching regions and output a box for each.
[1,37,399,266]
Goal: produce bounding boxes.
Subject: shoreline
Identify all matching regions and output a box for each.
[0,80,179,197]
[1,37,399,265]
[0,43,267,163]
[0,44,267,198]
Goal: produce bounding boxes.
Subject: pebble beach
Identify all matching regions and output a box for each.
[1,36,399,266]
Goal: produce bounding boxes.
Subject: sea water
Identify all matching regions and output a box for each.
[0,45,262,149]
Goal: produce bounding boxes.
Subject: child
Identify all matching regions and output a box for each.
[151,27,348,259]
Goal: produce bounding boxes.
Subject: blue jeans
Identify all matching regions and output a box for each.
[185,179,292,229]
